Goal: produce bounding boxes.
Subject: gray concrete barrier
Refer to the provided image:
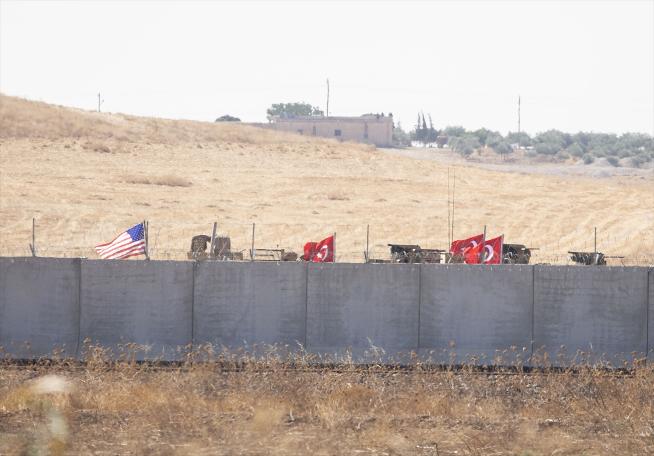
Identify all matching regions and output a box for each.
[193,262,307,352]
[533,266,648,365]
[79,260,193,360]
[419,264,533,365]
[306,263,420,361]
[0,258,80,358]
[649,270,654,362]
[1,257,651,366]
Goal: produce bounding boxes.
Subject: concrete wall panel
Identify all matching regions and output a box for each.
[307,264,420,361]
[419,265,533,365]
[0,258,80,358]
[534,266,648,365]
[648,269,653,362]
[193,262,306,350]
[80,260,192,360]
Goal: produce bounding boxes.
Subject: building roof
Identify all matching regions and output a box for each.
[273,114,392,123]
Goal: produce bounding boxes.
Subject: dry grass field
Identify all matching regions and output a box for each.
[1,94,652,263]
[1,351,653,455]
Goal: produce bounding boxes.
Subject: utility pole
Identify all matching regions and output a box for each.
[326,78,330,117]
[517,95,521,149]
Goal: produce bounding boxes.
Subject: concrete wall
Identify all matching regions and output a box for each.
[533,266,648,365]
[306,263,419,361]
[647,269,653,363]
[0,258,80,358]
[0,258,651,366]
[79,260,193,360]
[193,262,306,351]
[420,265,533,365]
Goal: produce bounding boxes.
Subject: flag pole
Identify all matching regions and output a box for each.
[210,221,217,258]
[480,225,486,264]
[447,168,451,249]
[251,223,256,261]
[451,167,456,245]
[365,224,369,263]
[144,220,150,260]
[30,217,36,257]
[500,234,505,265]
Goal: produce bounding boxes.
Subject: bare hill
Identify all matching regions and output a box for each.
[1,95,652,264]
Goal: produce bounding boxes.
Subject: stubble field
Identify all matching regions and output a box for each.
[1,95,652,264]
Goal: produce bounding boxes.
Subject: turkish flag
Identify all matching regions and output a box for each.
[311,235,334,262]
[302,242,318,261]
[464,235,503,264]
[450,234,484,256]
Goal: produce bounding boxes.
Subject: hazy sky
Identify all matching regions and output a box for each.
[1,0,653,134]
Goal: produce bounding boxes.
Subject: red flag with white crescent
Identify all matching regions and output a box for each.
[311,235,334,262]
[302,242,318,261]
[464,235,503,264]
[450,234,484,256]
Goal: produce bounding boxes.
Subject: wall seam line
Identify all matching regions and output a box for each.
[191,261,196,350]
[417,264,422,354]
[75,258,82,360]
[531,265,535,366]
[304,262,308,350]
[647,268,651,365]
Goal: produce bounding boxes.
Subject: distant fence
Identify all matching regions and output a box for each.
[1,257,651,366]
[2,220,653,266]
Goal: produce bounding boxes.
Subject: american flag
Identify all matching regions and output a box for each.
[95,222,146,260]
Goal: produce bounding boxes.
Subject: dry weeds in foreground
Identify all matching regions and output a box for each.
[0,347,653,455]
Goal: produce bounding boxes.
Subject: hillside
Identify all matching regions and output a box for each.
[1,95,652,264]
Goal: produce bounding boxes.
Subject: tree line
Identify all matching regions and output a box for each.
[219,102,652,168]
[394,113,653,167]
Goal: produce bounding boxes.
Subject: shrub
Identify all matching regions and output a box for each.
[565,143,584,158]
[583,154,594,164]
[606,156,620,167]
[494,142,512,155]
[535,142,560,155]
[451,135,480,157]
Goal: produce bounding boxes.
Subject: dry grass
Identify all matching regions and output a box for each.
[0,94,652,263]
[0,347,653,455]
[123,174,193,188]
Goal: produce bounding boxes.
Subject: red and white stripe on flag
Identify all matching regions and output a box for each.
[95,223,146,260]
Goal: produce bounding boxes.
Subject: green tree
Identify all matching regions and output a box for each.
[506,131,532,147]
[494,141,513,156]
[443,126,465,138]
[565,143,584,158]
[450,135,480,157]
[266,102,323,120]
[485,131,504,148]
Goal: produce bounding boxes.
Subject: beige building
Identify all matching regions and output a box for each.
[271,114,394,147]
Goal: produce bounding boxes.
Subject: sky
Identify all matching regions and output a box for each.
[1,0,653,135]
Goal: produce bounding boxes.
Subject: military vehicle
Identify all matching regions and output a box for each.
[502,244,533,264]
[388,244,446,263]
[187,234,243,260]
